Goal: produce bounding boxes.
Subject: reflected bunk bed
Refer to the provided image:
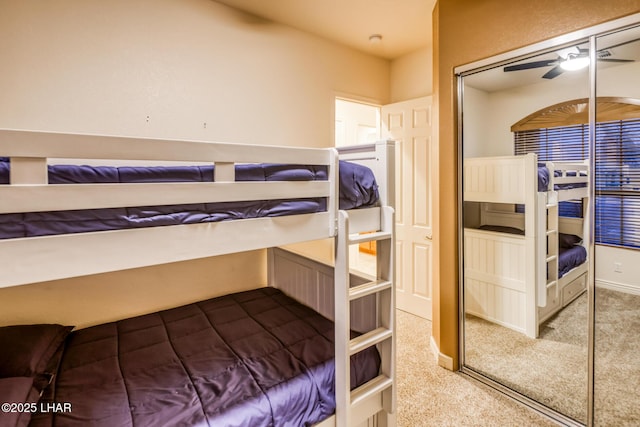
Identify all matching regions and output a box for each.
[463,153,589,338]
[0,129,396,427]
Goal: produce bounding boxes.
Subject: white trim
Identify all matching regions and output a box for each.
[596,279,640,296]
[430,335,454,370]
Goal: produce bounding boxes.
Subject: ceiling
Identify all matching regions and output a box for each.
[213,0,436,60]
[464,27,640,93]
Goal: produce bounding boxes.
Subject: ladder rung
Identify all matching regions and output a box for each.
[546,203,557,209]
[351,375,393,407]
[547,280,557,289]
[348,231,391,245]
[349,280,392,301]
[546,255,557,263]
[349,327,392,355]
[546,229,557,236]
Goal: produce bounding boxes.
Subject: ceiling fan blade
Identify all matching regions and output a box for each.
[597,58,635,63]
[504,59,557,72]
[542,65,564,79]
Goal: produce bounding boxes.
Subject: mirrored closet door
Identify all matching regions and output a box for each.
[459,39,591,426]
[457,14,640,427]
[593,24,640,426]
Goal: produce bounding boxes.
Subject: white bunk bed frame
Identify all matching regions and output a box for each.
[0,129,396,427]
[463,153,589,338]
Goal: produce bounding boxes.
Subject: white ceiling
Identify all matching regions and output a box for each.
[213,0,436,60]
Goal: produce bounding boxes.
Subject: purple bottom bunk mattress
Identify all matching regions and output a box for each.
[0,288,380,427]
[558,244,587,278]
[0,160,379,239]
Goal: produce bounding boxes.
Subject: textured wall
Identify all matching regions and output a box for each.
[0,0,389,147]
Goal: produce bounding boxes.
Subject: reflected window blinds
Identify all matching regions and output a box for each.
[514,118,640,249]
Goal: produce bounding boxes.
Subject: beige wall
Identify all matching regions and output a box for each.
[0,0,389,147]
[390,46,433,102]
[0,0,390,328]
[433,0,640,369]
[0,252,265,329]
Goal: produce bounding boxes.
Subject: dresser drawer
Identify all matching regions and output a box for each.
[562,272,587,306]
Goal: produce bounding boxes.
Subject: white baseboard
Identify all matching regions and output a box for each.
[596,279,640,296]
[430,335,454,371]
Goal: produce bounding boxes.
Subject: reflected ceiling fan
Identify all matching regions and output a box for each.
[503,46,634,79]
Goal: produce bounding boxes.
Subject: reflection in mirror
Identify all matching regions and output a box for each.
[461,42,591,423]
[594,25,640,426]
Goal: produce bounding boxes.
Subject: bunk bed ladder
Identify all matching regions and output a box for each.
[538,191,559,308]
[335,206,395,427]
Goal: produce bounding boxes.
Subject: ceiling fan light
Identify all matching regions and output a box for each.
[560,56,590,71]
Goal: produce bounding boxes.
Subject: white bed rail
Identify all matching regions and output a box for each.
[546,160,589,188]
[0,129,340,288]
[1,129,332,163]
[546,160,589,202]
[0,129,337,215]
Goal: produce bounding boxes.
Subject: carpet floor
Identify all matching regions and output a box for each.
[396,309,557,426]
[460,288,640,426]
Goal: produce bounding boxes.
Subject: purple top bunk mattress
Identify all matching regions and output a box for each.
[18,287,381,427]
[537,165,587,192]
[0,159,379,239]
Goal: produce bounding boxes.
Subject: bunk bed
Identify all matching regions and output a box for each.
[0,129,396,427]
[463,153,589,338]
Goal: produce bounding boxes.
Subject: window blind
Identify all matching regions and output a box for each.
[514,118,640,249]
[594,119,640,248]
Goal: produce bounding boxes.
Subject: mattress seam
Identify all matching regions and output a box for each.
[195,296,276,425]
[115,321,135,427]
[157,311,209,426]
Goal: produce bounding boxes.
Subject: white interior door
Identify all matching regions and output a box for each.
[382,97,433,320]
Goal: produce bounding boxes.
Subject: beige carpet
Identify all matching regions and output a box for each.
[396,309,557,427]
[460,288,640,426]
[464,294,589,423]
[593,289,640,426]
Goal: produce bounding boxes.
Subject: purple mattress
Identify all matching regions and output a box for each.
[28,287,380,427]
[0,160,378,239]
[558,244,587,278]
[537,165,587,192]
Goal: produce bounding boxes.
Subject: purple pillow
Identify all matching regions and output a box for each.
[0,377,40,427]
[559,233,582,248]
[0,324,73,378]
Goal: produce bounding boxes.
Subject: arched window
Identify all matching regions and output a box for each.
[512,97,640,249]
